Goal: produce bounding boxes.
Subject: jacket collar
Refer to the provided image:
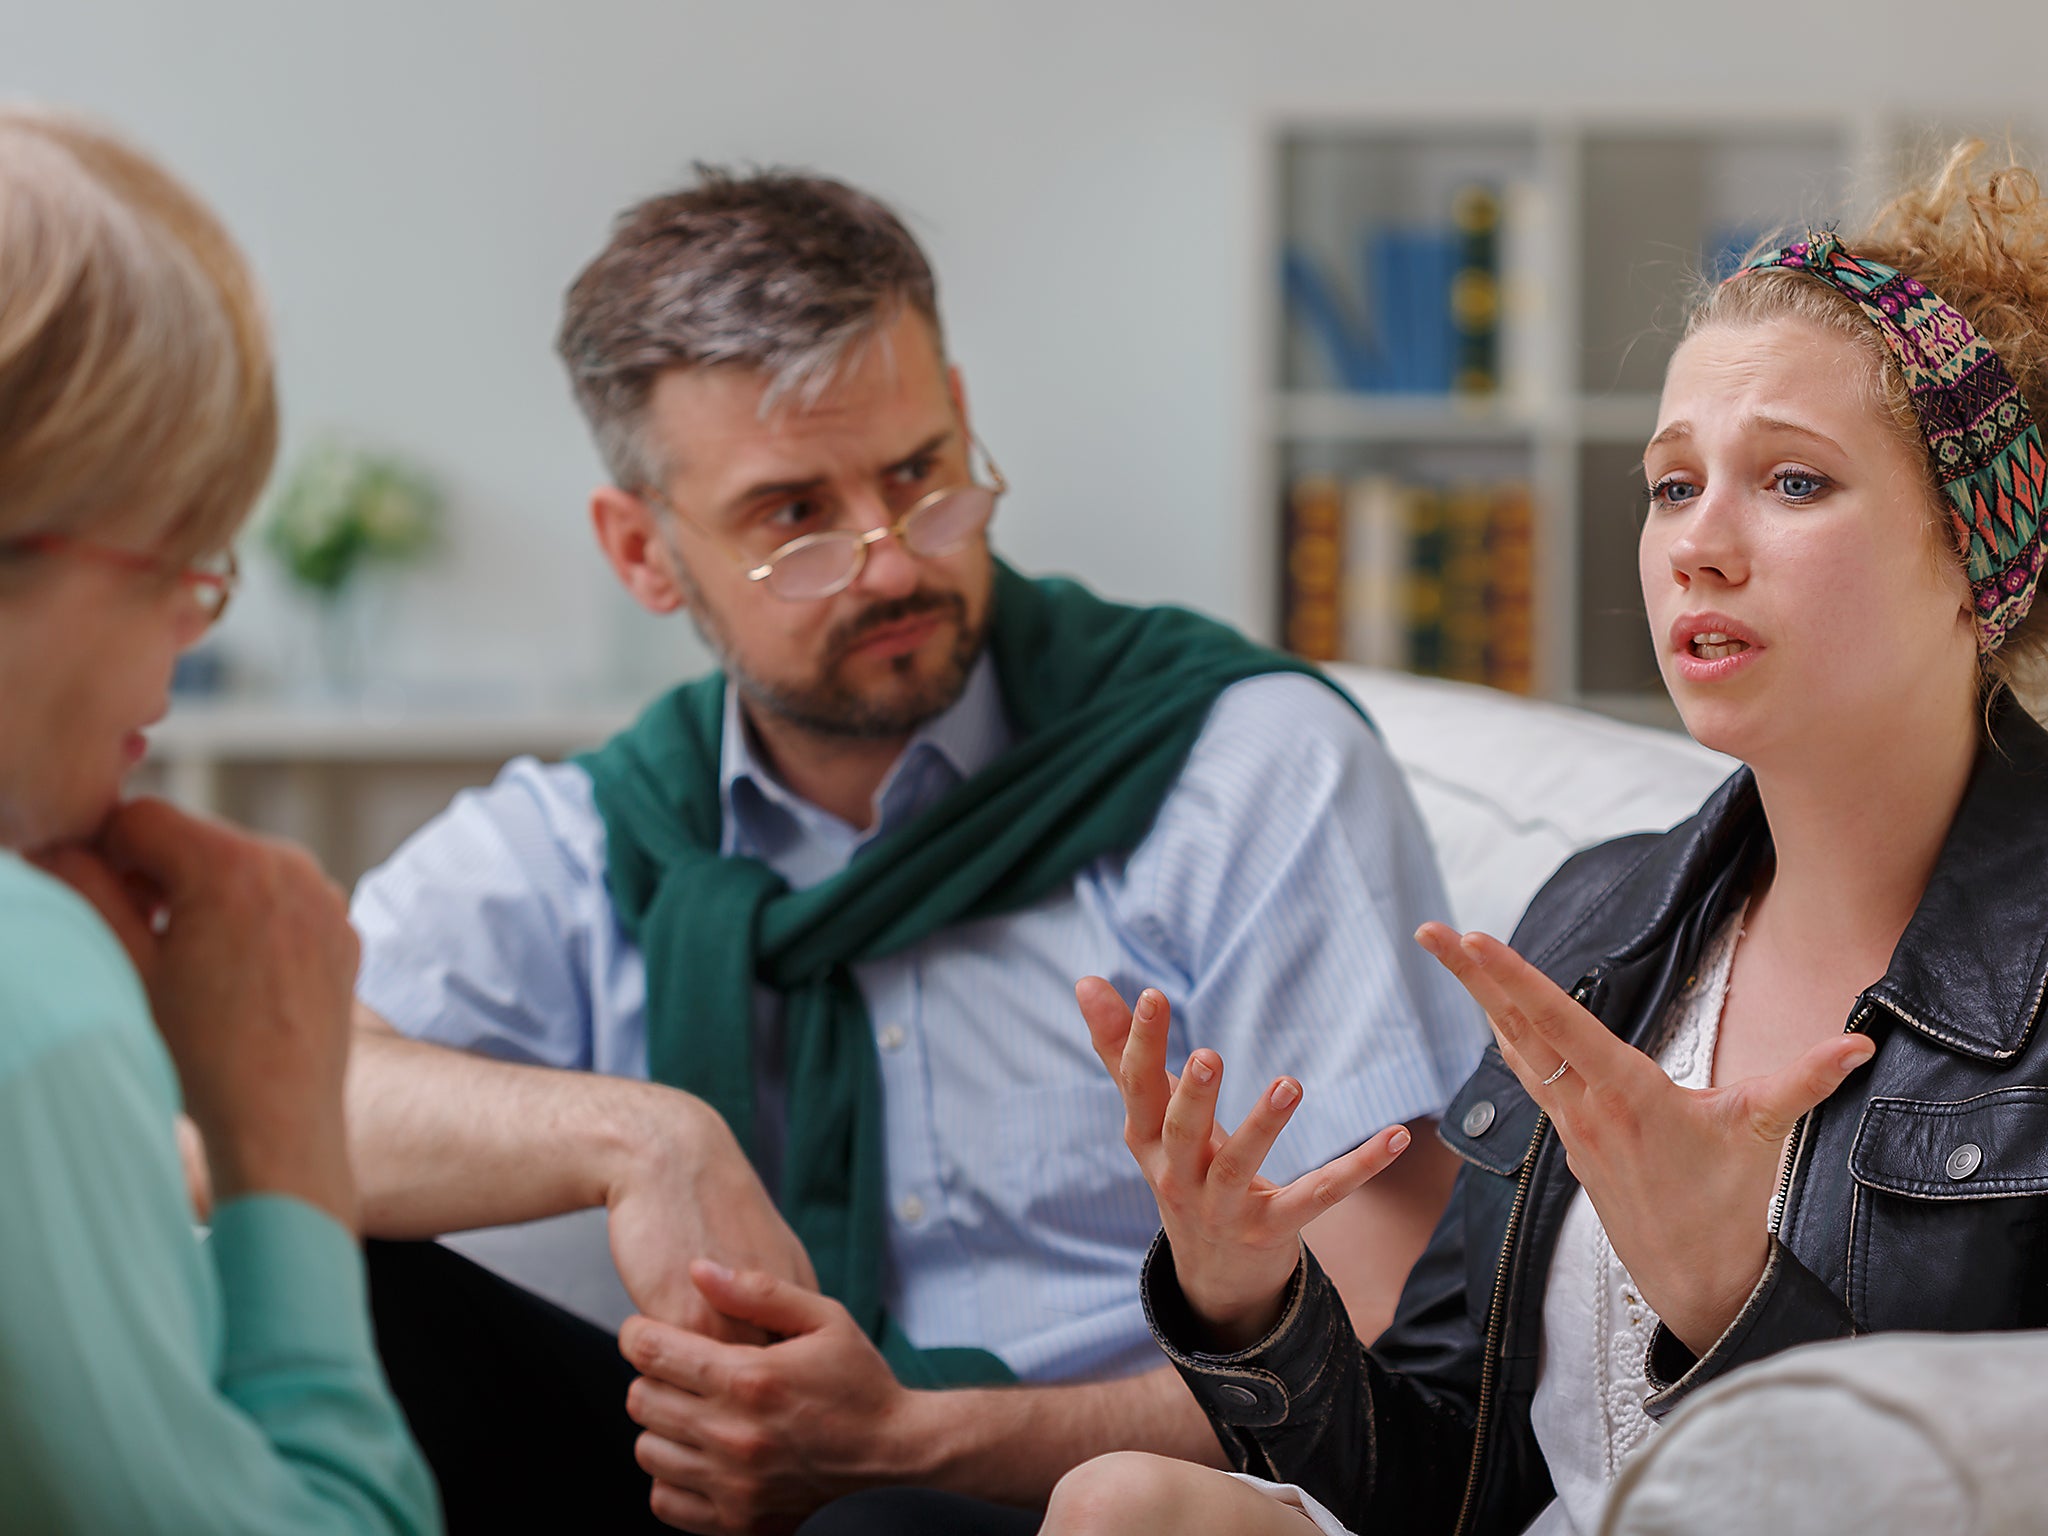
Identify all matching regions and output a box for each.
[1540,699,2048,1063]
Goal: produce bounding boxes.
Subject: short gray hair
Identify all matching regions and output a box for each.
[555,165,942,491]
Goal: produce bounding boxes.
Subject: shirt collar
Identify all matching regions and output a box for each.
[717,652,1012,867]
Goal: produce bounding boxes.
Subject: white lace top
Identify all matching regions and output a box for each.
[1522,906,1745,1535]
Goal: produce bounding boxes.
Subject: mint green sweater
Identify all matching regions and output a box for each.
[0,853,440,1534]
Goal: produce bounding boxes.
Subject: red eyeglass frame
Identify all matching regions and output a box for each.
[0,531,238,622]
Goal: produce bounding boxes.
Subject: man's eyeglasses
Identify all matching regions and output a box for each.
[647,442,1007,603]
[0,532,239,625]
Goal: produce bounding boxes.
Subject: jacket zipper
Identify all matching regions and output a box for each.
[1765,1113,1806,1235]
[1451,976,1592,1536]
[1769,1002,1876,1235]
[1452,1110,1547,1536]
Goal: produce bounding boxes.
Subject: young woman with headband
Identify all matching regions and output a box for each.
[1043,141,2048,1536]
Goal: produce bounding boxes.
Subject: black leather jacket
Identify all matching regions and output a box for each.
[1143,699,2048,1536]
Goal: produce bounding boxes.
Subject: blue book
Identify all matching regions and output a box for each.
[1366,228,1457,394]
[1282,246,1383,390]
[1366,232,1410,392]
[1417,232,1457,393]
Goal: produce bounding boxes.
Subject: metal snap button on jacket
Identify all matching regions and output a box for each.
[1462,1100,1497,1138]
[1218,1383,1259,1406]
[1945,1143,1983,1181]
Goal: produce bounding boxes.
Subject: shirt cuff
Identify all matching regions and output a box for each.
[209,1194,374,1379]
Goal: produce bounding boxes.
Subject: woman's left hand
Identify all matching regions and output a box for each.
[1416,923,1874,1356]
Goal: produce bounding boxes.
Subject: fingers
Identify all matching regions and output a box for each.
[620,1314,727,1395]
[1115,987,1175,1146]
[1160,1047,1223,1184]
[687,1260,837,1339]
[1461,933,1616,1069]
[643,1468,720,1535]
[1418,926,1643,1102]
[1743,1033,1877,1142]
[685,1304,774,1348]
[1417,924,1565,1083]
[1074,976,1135,1079]
[1206,1076,1304,1193]
[93,797,233,897]
[1269,1123,1412,1229]
[627,1372,704,1440]
[33,844,160,969]
[1415,923,1523,1035]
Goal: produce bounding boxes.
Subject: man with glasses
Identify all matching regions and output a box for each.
[343,168,1484,1535]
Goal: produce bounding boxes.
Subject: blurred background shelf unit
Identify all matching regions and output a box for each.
[1264,116,1865,724]
[136,702,632,888]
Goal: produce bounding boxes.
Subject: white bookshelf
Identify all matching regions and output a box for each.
[1255,111,1907,725]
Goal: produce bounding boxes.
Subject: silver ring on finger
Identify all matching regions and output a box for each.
[1541,1059,1572,1087]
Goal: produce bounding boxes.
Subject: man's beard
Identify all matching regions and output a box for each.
[688,585,988,742]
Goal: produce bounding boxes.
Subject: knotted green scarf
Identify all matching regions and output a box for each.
[579,560,1352,1387]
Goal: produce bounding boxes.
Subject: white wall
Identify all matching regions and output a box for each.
[8,0,2046,704]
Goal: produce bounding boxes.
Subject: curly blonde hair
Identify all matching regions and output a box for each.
[0,105,275,565]
[1687,140,2048,709]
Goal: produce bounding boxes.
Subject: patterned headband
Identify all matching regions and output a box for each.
[1731,231,2047,653]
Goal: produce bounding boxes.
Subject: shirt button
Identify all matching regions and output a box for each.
[898,1193,926,1224]
[878,1024,907,1053]
[1946,1142,1983,1181]
[1462,1100,1497,1137]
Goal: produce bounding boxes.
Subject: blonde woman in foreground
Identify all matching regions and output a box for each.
[0,107,438,1533]
[1052,142,2048,1535]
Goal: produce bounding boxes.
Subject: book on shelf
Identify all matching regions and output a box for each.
[1282,474,1345,662]
[1281,178,1511,399]
[1450,185,1502,395]
[1283,469,1535,693]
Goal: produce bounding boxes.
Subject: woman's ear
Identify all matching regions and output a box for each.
[590,487,690,615]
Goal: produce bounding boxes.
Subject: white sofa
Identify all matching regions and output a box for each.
[1600,1331,2048,1536]
[438,667,1737,1333]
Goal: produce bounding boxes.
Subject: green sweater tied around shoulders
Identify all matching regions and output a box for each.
[578,560,1352,1387]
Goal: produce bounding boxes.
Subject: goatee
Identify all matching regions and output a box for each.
[698,588,987,741]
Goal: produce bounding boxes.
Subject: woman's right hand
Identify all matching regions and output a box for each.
[1074,978,1410,1351]
[40,798,361,1230]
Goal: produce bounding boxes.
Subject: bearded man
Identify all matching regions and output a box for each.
[344,167,1483,1535]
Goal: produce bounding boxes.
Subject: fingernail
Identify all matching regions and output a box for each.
[1269,1079,1299,1110]
[696,1259,733,1285]
[1390,1127,1411,1154]
[1136,990,1159,1020]
[1187,1054,1215,1084]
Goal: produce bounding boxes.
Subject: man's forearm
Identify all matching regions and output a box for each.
[346,1002,691,1238]
[896,1364,1226,1507]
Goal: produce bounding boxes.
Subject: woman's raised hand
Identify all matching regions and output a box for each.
[1414,923,1873,1356]
[1074,977,1411,1351]
[40,799,362,1231]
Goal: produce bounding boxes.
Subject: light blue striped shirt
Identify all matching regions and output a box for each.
[351,658,1485,1382]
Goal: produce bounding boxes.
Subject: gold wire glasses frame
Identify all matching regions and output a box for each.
[646,441,1008,602]
[0,532,240,624]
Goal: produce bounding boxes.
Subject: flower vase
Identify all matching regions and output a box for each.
[310,584,372,702]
